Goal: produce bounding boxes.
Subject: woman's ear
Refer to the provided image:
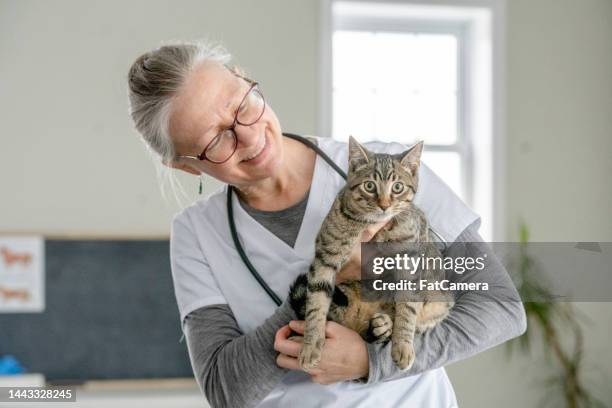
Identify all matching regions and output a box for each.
[162,160,201,176]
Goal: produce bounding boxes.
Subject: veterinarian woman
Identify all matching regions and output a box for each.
[127,41,526,408]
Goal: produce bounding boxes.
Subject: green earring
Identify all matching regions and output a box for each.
[198,175,203,195]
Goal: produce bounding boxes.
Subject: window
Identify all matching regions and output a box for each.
[333,30,463,197]
[321,0,505,240]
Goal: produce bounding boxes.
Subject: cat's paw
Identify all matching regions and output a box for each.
[298,339,324,371]
[369,312,393,343]
[391,340,415,370]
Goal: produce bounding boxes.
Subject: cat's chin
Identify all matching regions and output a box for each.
[366,212,396,223]
[379,214,396,222]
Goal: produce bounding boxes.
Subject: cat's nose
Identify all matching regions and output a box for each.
[378,199,391,210]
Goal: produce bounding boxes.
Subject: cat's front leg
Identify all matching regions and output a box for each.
[368,312,393,344]
[299,204,364,371]
[391,302,420,370]
[299,264,335,371]
[416,297,453,334]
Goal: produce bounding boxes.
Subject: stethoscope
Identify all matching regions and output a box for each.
[226,132,446,307]
[227,132,347,306]
[178,134,333,342]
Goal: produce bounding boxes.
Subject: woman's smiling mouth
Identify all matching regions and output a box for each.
[241,135,268,163]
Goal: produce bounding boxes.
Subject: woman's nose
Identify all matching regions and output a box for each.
[234,123,261,148]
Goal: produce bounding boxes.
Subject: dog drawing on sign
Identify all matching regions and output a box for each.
[0,286,31,301]
[0,247,33,267]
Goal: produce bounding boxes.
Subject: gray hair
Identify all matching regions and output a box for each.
[126,40,232,202]
[127,40,232,163]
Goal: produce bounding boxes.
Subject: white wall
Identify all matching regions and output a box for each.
[0,0,319,237]
[450,0,612,405]
[505,0,612,243]
[1,0,610,406]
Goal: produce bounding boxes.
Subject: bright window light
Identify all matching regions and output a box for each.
[333,31,458,146]
[332,30,463,199]
[326,0,498,240]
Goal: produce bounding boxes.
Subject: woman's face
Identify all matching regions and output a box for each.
[168,61,285,187]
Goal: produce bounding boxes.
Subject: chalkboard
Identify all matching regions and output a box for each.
[0,240,193,382]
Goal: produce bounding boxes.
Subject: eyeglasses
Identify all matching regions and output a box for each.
[177,77,266,164]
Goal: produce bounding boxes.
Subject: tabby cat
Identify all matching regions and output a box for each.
[289,136,453,371]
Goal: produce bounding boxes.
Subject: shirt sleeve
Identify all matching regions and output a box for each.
[184,298,298,408]
[170,212,227,326]
[363,220,527,384]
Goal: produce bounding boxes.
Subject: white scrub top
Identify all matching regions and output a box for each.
[171,136,479,408]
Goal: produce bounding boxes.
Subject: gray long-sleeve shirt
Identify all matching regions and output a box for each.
[182,220,527,408]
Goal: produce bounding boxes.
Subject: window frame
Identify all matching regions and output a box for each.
[319,0,506,241]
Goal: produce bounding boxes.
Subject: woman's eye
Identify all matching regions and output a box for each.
[236,102,247,115]
[392,182,404,194]
[207,132,224,149]
[363,181,376,193]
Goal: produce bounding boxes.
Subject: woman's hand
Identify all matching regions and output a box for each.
[336,220,391,284]
[274,320,368,385]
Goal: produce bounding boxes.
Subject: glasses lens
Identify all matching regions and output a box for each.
[205,130,237,163]
[236,88,265,125]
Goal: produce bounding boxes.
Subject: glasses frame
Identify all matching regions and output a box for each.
[177,75,266,164]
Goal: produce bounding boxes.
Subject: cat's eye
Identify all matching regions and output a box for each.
[391,182,404,194]
[363,181,377,193]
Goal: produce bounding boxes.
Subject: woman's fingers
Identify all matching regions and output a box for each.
[361,220,392,242]
[276,353,324,375]
[289,320,343,339]
[275,324,292,340]
[288,320,304,334]
[276,325,326,374]
[276,353,300,370]
[275,337,302,357]
[274,325,302,357]
[274,325,292,349]
[361,228,375,242]
[279,321,367,381]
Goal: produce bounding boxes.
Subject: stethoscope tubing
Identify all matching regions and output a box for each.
[226,133,347,306]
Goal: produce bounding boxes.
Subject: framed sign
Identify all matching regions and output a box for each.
[0,236,45,313]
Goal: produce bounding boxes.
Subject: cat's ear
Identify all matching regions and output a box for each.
[400,141,424,174]
[348,135,370,171]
